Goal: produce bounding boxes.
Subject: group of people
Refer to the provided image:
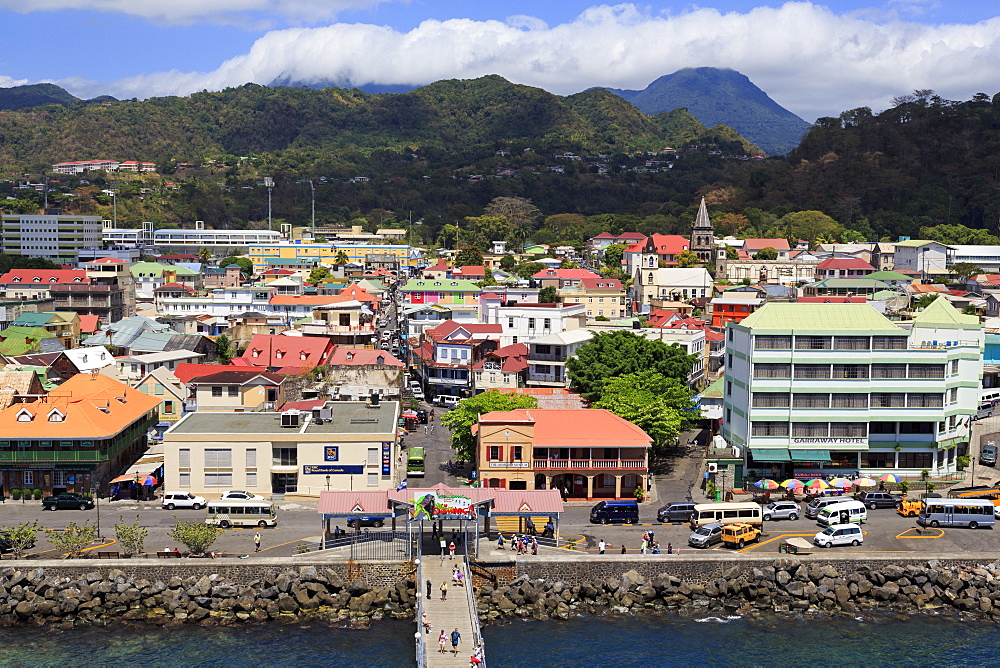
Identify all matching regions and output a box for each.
[596,533,674,555]
[496,532,538,555]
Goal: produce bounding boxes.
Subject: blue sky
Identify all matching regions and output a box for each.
[1,1,998,121]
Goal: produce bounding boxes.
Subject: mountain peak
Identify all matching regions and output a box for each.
[603,67,811,155]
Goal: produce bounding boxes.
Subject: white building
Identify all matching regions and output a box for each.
[892,240,952,278]
[950,245,1000,273]
[1,214,102,263]
[722,300,982,480]
[102,223,284,251]
[157,287,277,318]
[632,267,712,312]
[481,302,587,347]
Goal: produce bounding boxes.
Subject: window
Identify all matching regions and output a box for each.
[794,364,831,379]
[204,448,232,467]
[154,384,165,396]
[163,400,175,415]
[833,364,868,379]
[211,386,223,397]
[246,449,257,468]
[753,393,790,408]
[872,364,907,379]
[907,393,943,408]
[872,336,907,350]
[754,335,791,350]
[793,393,829,408]
[754,363,791,379]
[792,423,829,437]
[273,448,297,466]
[528,318,535,329]
[728,328,734,341]
[543,318,551,329]
[795,336,832,350]
[832,394,867,408]
[536,344,551,355]
[368,447,379,463]
[861,452,895,468]
[489,446,501,461]
[898,452,933,469]
[949,388,958,403]
[205,473,233,487]
[951,360,959,375]
[726,381,732,396]
[872,393,905,408]
[179,448,190,467]
[22,472,34,486]
[899,422,934,434]
[908,364,945,379]
[508,317,514,328]
[368,473,378,486]
[228,386,239,397]
[869,422,896,434]
[751,421,788,436]
[831,423,866,437]
[246,472,257,487]
[179,472,190,487]
[834,336,870,351]
[727,354,733,368]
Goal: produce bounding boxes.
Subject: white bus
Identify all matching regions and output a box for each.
[205,500,278,528]
[917,498,996,529]
[691,502,763,527]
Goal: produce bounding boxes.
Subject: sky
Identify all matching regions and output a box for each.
[1,1,999,121]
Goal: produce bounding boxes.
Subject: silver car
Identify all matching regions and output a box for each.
[763,501,801,521]
[688,522,724,548]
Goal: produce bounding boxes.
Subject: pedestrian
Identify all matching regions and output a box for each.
[432,524,438,540]
[426,579,433,598]
[440,581,448,600]
[424,424,428,435]
[667,542,673,554]
[253,532,261,553]
[422,612,432,634]
[449,541,456,559]
[430,424,435,434]
[598,539,606,555]
[642,531,649,543]
[497,533,505,550]
[451,628,462,656]
[621,544,627,554]
[430,409,435,421]
[652,541,660,554]
[438,630,447,653]
[640,539,647,555]
[531,537,538,555]
[440,536,447,555]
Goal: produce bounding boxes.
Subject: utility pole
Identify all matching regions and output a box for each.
[309,179,315,233]
[264,176,274,230]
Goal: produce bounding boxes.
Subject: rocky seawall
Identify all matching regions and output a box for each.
[0,564,416,627]
[475,559,1000,622]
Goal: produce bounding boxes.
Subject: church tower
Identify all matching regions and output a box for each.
[690,197,715,262]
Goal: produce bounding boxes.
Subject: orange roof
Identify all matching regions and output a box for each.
[479,409,651,448]
[0,373,159,439]
[78,315,100,333]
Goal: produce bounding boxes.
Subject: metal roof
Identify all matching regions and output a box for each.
[737,303,902,332]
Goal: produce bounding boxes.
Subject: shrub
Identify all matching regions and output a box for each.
[114,515,148,556]
[1,521,38,558]
[168,520,227,555]
[10,489,20,500]
[32,489,42,500]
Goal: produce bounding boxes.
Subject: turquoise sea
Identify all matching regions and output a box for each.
[1,612,995,667]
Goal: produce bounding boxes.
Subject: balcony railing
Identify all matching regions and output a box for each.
[527,373,564,383]
[533,459,646,470]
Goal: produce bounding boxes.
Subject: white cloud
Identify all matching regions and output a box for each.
[0,75,30,87]
[57,2,1000,121]
[0,0,393,23]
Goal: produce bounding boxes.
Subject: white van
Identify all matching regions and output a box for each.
[435,395,460,407]
[805,496,848,519]
[816,500,867,526]
[814,523,864,548]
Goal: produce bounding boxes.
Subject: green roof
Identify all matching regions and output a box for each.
[10,312,54,327]
[807,278,892,289]
[0,326,56,356]
[737,303,902,332]
[870,290,901,300]
[910,296,980,329]
[700,376,724,399]
[400,279,481,292]
[893,239,953,248]
[867,270,913,281]
[129,261,197,277]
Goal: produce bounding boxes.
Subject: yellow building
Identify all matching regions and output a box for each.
[249,242,423,272]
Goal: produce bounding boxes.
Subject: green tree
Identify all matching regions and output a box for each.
[1,520,38,559]
[48,521,98,558]
[335,250,350,265]
[455,246,485,267]
[219,256,254,277]
[197,247,212,264]
[726,246,739,260]
[914,293,941,309]
[114,515,148,556]
[169,519,227,555]
[920,224,999,246]
[214,333,234,363]
[675,250,699,268]
[499,254,516,271]
[602,244,627,271]
[753,246,778,260]
[440,390,538,462]
[538,286,558,303]
[777,210,843,244]
[951,262,983,281]
[592,372,697,453]
[567,331,697,402]
[309,265,332,284]
[559,258,579,269]
[513,261,546,280]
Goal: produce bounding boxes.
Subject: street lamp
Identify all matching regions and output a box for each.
[326,474,331,491]
[263,176,274,230]
[91,484,101,540]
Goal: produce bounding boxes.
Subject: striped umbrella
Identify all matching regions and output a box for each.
[829,477,853,488]
[878,473,902,483]
[138,475,157,486]
[805,478,831,489]
[780,479,804,489]
[854,477,878,487]
[753,479,780,490]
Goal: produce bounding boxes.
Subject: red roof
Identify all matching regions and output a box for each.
[479,409,651,448]
[480,292,501,299]
[426,320,502,342]
[649,234,690,255]
[329,347,404,367]
[279,399,327,412]
[185,369,285,385]
[262,268,295,276]
[705,330,725,341]
[0,269,89,284]
[174,363,243,383]
[579,277,621,290]
[816,258,875,270]
[239,334,335,369]
[743,238,791,251]
[85,257,125,264]
[154,282,194,292]
[592,232,615,239]
[78,315,100,334]
[531,269,601,280]
[452,265,485,276]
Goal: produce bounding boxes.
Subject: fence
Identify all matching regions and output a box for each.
[463,550,486,668]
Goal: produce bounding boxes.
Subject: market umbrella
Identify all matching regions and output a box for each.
[139,475,157,486]
[829,477,853,488]
[401,410,418,418]
[805,478,831,489]
[878,473,902,483]
[780,479,804,489]
[854,477,878,487]
[753,479,780,490]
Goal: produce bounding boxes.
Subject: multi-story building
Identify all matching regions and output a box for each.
[709,295,765,328]
[480,301,587,347]
[248,242,422,273]
[0,373,159,497]
[892,240,952,279]
[721,300,983,485]
[471,343,528,393]
[162,401,401,497]
[183,369,285,413]
[475,408,652,498]
[103,225,284,253]
[531,268,601,289]
[44,258,134,325]
[632,267,713,313]
[132,367,187,438]
[399,278,481,321]
[815,257,876,280]
[412,320,502,398]
[557,278,627,320]
[1,214,102,263]
[524,330,593,388]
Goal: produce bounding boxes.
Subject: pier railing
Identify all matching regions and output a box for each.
[463,550,486,668]
[415,554,427,668]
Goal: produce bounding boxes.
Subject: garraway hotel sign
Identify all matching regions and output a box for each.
[791,438,868,446]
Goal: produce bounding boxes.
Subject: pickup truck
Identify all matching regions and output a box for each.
[42,493,95,511]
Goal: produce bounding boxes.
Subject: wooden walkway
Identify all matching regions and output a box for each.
[420,552,480,667]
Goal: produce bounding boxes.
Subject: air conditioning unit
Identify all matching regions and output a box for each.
[281,410,300,428]
[707,463,719,473]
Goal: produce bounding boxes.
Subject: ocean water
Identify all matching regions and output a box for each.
[1,612,997,667]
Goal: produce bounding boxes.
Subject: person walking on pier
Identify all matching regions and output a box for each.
[440,581,448,601]
[451,628,462,656]
[426,579,432,598]
[253,533,261,553]
[438,630,447,653]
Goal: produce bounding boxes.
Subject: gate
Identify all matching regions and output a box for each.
[349,530,418,560]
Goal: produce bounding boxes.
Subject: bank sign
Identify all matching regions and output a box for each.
[790,437,868,447]
[303,464,363,475]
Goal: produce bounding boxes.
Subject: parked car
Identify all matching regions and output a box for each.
[350,516,386,528]
[434,395,460,408]
[220,490,264,501]
[814,523,864,548]
[853,491,901,509]
[981,442,998,466]
[161,492,208,510]
[657,502,697,523]
[721,523,761,549]
[412,389,425,401]
[688,522,724,548]
[42,493,94,511]
[763,501,801,521]
[0,531,34,553]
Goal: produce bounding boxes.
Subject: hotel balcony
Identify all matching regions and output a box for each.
[532,459,646,470]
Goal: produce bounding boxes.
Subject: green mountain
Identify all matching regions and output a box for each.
[0,83,114,111]
[604,67,811,155]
